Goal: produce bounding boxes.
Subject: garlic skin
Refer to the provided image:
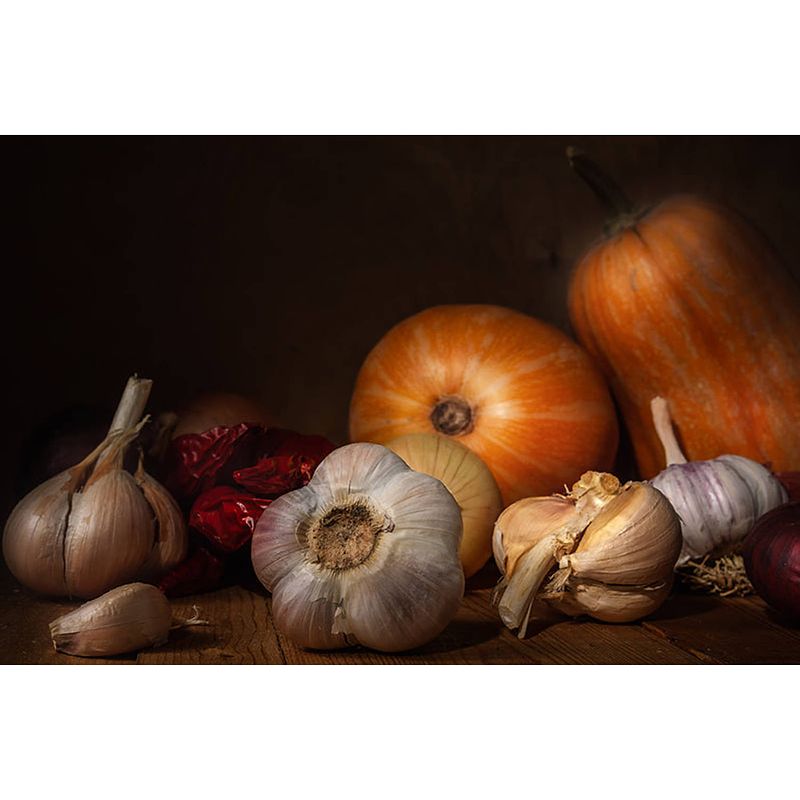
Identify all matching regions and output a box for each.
[64,447,156,598]
[49,582,172,657]
[2,376,188,599]
[134,459,188,581]
[649,397,788,565]
[493,471,682,635]
[386,433,503,578]
[252,442,464,652]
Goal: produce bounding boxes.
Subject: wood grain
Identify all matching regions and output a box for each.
[4,559,785,665]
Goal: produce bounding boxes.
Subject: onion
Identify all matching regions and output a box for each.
[172,392,273,439]
[742,502,800,619]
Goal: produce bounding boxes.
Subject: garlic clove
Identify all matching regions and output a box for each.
[270,565,348,650]
[251,486,317,590]
[309,442,409,507]
[65,470,156,598]
[492,496,577,577]
[542,577,673,624]
[719,455,788,517]
[49,582,172,657]
[496,533,560,636]
[135,461,188,581]
[2,473,72,596]
[341,543,465,652]
[565,484,682,586]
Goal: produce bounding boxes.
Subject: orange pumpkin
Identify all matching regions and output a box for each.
[349,304,619,505]
[567,149,800,479]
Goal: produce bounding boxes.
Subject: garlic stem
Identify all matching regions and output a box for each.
[107,376,153,436]
[650,396,687,466]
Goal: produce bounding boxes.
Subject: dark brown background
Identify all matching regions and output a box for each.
[4,136,800,519]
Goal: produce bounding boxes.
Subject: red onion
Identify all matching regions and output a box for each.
[742,501,800,619]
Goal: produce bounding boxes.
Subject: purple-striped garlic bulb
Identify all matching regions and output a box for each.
[648,397,787,565]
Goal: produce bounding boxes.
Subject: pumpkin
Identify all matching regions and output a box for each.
[567,148,800,479]
[349,304,619,505]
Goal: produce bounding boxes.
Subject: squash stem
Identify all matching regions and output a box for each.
[567,146,635,219]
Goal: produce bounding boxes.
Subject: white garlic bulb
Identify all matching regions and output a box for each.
[2,377,187,598]
[386,433,503,578]
[251,442,464,652]
[648,397,788,565]
[493,471,682,635]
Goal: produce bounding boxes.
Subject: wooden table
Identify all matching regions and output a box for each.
[2,560,800,664]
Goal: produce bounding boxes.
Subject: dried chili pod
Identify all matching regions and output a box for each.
[157,544,227,597]
[256,428,335,464]
[233,454,315,495]
[163,423,262,504]
[190,486,272,554]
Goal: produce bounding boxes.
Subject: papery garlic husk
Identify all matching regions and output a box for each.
[648,396,788,566]
[2,376,188,598]
[49,582,172,657]
[251,442,464,653]
[493,471,682,635]
[386,432,503,578]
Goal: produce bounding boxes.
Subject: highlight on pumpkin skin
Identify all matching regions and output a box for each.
[349,304,619,505]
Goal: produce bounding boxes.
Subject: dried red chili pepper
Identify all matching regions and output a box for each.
[190,486,272,554]
[160,423,336,596]
[233,454,316,495]
[256,428,336,465]
[163,423,262,504]
[157,544,227,598]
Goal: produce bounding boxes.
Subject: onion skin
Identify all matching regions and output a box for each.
[743,502,800,619]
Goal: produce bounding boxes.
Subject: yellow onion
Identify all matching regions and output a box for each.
[386,433,503,578]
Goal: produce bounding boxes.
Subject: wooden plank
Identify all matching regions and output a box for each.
[461,592,703,665]
[642,590,800,664]
[727,595,800,642]
[137,586,285,665]
[2,559,798,665]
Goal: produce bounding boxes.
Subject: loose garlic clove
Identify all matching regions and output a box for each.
[386,433,503,578]
[252,442,464,653]
[492,470,682,635]
[49,582,173,657]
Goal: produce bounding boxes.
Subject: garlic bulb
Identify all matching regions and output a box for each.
[386,433,503,578]
[251,442,464,652]
[49,582,173,657]
[649,397,788,565]
[2,377,188,598]
[493,471,682,635]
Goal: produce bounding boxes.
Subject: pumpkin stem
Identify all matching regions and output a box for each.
[650,396,688,466]
[567,147,636,223]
